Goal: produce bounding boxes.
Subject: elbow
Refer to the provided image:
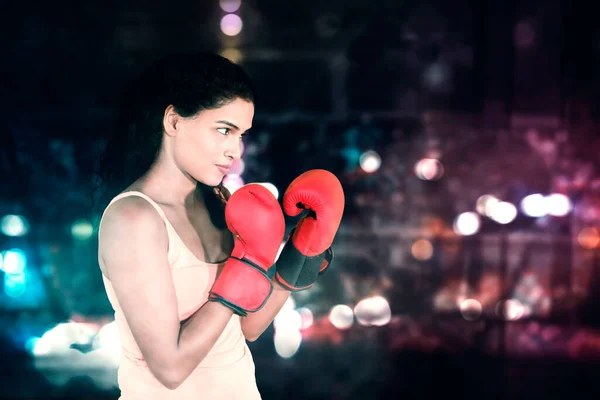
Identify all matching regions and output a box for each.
[242,322,269,342]
[162,375,184,391]
[245,334,259,343]
[149,348,212,390]
[242,328,262,342]
[150,362,186,391]
[155,369,184,391]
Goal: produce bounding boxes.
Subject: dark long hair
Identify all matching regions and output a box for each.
[92,52,255,220]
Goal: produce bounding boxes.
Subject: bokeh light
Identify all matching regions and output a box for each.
[496,299,525,321]
[329,305,354,330]
[34,323,96,356]
[1,248,27,274]
[71,219,93,240]
[453,212,481,236]
[354,296,392,327]
[220,14,243,36]
[296,307,314,330]
[415,158,444,181]
[219,0,241,13]
[520,193,548,217]
[411,239,433,261]
[220,48,243,64]
[545,193,572,217]
[359,150,381,173]
[230,159,245,175]
[460,299,482,321]
[578,227,600,249]
[274,330,302,358]
[489,201,518,224]
[476,194,501,217]
[257,182,279,200]
[273,308,302,332]
[222,174,245,193]
[0,214,29,237]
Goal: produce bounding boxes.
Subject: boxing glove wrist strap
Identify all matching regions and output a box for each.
[209,256,274,317]
[275,241,334,292]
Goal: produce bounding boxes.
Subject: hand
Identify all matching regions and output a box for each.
[209,184,285,316]
[275,169,345,291]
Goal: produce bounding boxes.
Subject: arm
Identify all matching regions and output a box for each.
[99,197,234,390]
[240,279,291,341]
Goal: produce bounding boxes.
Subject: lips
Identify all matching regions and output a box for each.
[216,164,231,174]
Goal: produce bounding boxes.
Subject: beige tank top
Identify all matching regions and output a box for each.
[99,191,261,399]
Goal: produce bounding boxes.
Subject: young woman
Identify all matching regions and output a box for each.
[95,53,293,399]
[95,52,344,399]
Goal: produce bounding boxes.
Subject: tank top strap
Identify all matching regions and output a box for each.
[107,191,169,220]
[100,191,182,265]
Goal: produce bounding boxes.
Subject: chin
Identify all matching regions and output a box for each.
[195,175,223,188]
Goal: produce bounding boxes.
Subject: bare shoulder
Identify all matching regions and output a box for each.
[101,195,161,226]
[98,195,168,277]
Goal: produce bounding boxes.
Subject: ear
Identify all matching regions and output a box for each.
[163,105,179,137]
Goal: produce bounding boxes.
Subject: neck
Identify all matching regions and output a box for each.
[138,155,200,207]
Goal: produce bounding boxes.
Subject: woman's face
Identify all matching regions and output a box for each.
[169,98,254,187]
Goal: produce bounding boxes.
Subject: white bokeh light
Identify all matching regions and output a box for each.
[329,304,354,330]
[230,159,245,175]
[1,249,27,274]
[257,182,279,200]
[0,214,29,237]
[489,201,518,224]
[222,174,245,193]
[459,299,482,321]
[33,322,96,356]
[220,14,243,36]
[353,296,392,327]
[296,307,314,330]
[453,212,480,236]
[545,193,572,217]
[476,195,500,217]
[273,308,302,332]
[520,193,548,217]
[281,296,296,312]
[219,0,241,12]
[71,219,93,240]
[415,158,444,181]
[274,330,302,358]
[359,150,381,173]
[496,299,524,321]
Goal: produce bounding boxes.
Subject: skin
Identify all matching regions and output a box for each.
[98,98,290,390]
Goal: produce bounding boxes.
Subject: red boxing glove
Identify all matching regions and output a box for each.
[209,184,285,316]
[275,169,345,291]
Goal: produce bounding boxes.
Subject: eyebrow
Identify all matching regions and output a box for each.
[216,120,240,130]
[215,120,251,134]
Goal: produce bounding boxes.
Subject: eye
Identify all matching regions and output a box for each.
[217,127,231,135]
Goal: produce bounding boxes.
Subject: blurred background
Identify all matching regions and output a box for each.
[2,0,600,399]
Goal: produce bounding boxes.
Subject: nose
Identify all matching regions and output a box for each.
[224,138,242,161]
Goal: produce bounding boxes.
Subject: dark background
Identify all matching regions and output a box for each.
[2,0,600,399]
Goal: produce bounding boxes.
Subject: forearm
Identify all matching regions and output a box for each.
[241,279,291,341]
[171,301,234,385]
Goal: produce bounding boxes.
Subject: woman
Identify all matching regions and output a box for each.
[94,53,291,399]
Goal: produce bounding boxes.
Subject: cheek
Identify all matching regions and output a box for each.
[174,134,205,169]
[173,133,222,177]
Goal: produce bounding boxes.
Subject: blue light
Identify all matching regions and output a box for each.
[1,248,27,274]
[0,214,30,237]
[4,271,26,298]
